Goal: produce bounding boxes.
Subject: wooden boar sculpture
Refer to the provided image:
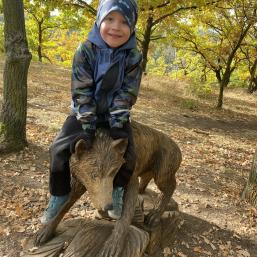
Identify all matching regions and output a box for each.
[32,120,182,257]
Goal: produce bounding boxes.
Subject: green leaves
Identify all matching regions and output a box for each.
[24,0,94,65]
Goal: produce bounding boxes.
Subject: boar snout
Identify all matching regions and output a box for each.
[87,177,113,210]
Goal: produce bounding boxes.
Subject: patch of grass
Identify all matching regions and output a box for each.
[229,79,247,88]
[185,81,213,99]
[0,121,5,134]
[141,75,185,100]
[181,99,199,110]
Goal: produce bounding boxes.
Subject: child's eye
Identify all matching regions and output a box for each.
[106,17,113,22]
[122,20,127,25]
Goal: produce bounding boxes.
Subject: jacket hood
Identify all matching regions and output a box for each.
[96,0,138,32]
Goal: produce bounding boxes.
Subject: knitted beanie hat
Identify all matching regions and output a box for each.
[96,0,138,32]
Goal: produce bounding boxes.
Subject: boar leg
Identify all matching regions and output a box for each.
[34,176,86,246]
[145,173,176,229]
[97,176,139,257]
[139,172,153,194]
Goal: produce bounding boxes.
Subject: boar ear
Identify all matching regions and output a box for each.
[111,138,128,156]
[74,139,87,160]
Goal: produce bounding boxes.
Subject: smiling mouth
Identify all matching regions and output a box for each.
[108,34,122,38]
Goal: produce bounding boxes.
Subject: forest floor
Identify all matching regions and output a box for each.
[0,59,257,257]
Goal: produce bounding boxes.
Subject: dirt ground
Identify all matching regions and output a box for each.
[0,59,257,257]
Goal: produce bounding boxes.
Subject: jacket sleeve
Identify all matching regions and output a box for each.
[109,49,142,128]
[71,42,97,131]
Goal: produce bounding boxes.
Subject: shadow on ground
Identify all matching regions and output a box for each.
[153,212,257,257]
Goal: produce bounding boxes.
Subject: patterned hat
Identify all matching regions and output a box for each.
[96,0,138,32]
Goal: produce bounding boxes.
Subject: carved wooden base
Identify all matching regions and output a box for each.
[24,190,179,257]
[24,219,149,257]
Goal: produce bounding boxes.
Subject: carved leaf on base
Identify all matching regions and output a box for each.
[24,219,149,257]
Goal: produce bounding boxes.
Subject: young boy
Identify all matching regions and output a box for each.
[40,0,142,223]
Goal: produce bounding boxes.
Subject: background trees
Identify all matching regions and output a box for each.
[21,0,254,109]
[136,0,207,72]
[240,25,257,93]
[167,0,256,108]
[24,0,59,62]
[0,0,256,152]
[24,0,91,66]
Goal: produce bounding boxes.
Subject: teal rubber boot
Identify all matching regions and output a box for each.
[108,187,124,220]
[40,194,69,224]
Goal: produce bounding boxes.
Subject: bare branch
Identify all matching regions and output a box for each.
[136,36,143,44]
[64,0,96,16]
[42,54,52,63]
[178,35,218,71]
[150,35,166,41]
[41,25,60,32]
[152,0,223,27]
[152,6,197,27]
[24,8,40,23]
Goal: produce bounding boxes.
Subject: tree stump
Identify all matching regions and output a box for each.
[24,189,179,257]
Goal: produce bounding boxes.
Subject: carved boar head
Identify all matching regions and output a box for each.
[70,130,128,210]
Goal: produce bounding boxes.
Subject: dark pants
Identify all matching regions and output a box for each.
[49,115,136,196]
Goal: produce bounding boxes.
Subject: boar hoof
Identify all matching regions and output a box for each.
[34,225,55,246]
[144,210,161,230]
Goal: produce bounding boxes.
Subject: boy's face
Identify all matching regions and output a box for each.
[100,11,131,48]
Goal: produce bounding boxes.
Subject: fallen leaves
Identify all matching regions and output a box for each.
[193,246,211,255]
[14,225,26,233]
[237,249,251,257]
[201,235,216,250]
[163,247,172,257]
[1,63,257,257]
[177,252,187,257]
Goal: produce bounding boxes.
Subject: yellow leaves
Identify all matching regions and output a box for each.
[193,246,211,255]
[147,55,168,76]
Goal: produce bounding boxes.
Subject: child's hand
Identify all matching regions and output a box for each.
[70,130,95,153]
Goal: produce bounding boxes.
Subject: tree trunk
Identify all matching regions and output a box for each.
[242,145,257,208]
[215,70,223,108]
[216,69,231,108]
[248,78,257,94]
[141,16,153,73]
[200,66,207,82]
[217,82,224,108]
[38,20,43,62]
[0,0,32,153]
[247,59,257,93]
